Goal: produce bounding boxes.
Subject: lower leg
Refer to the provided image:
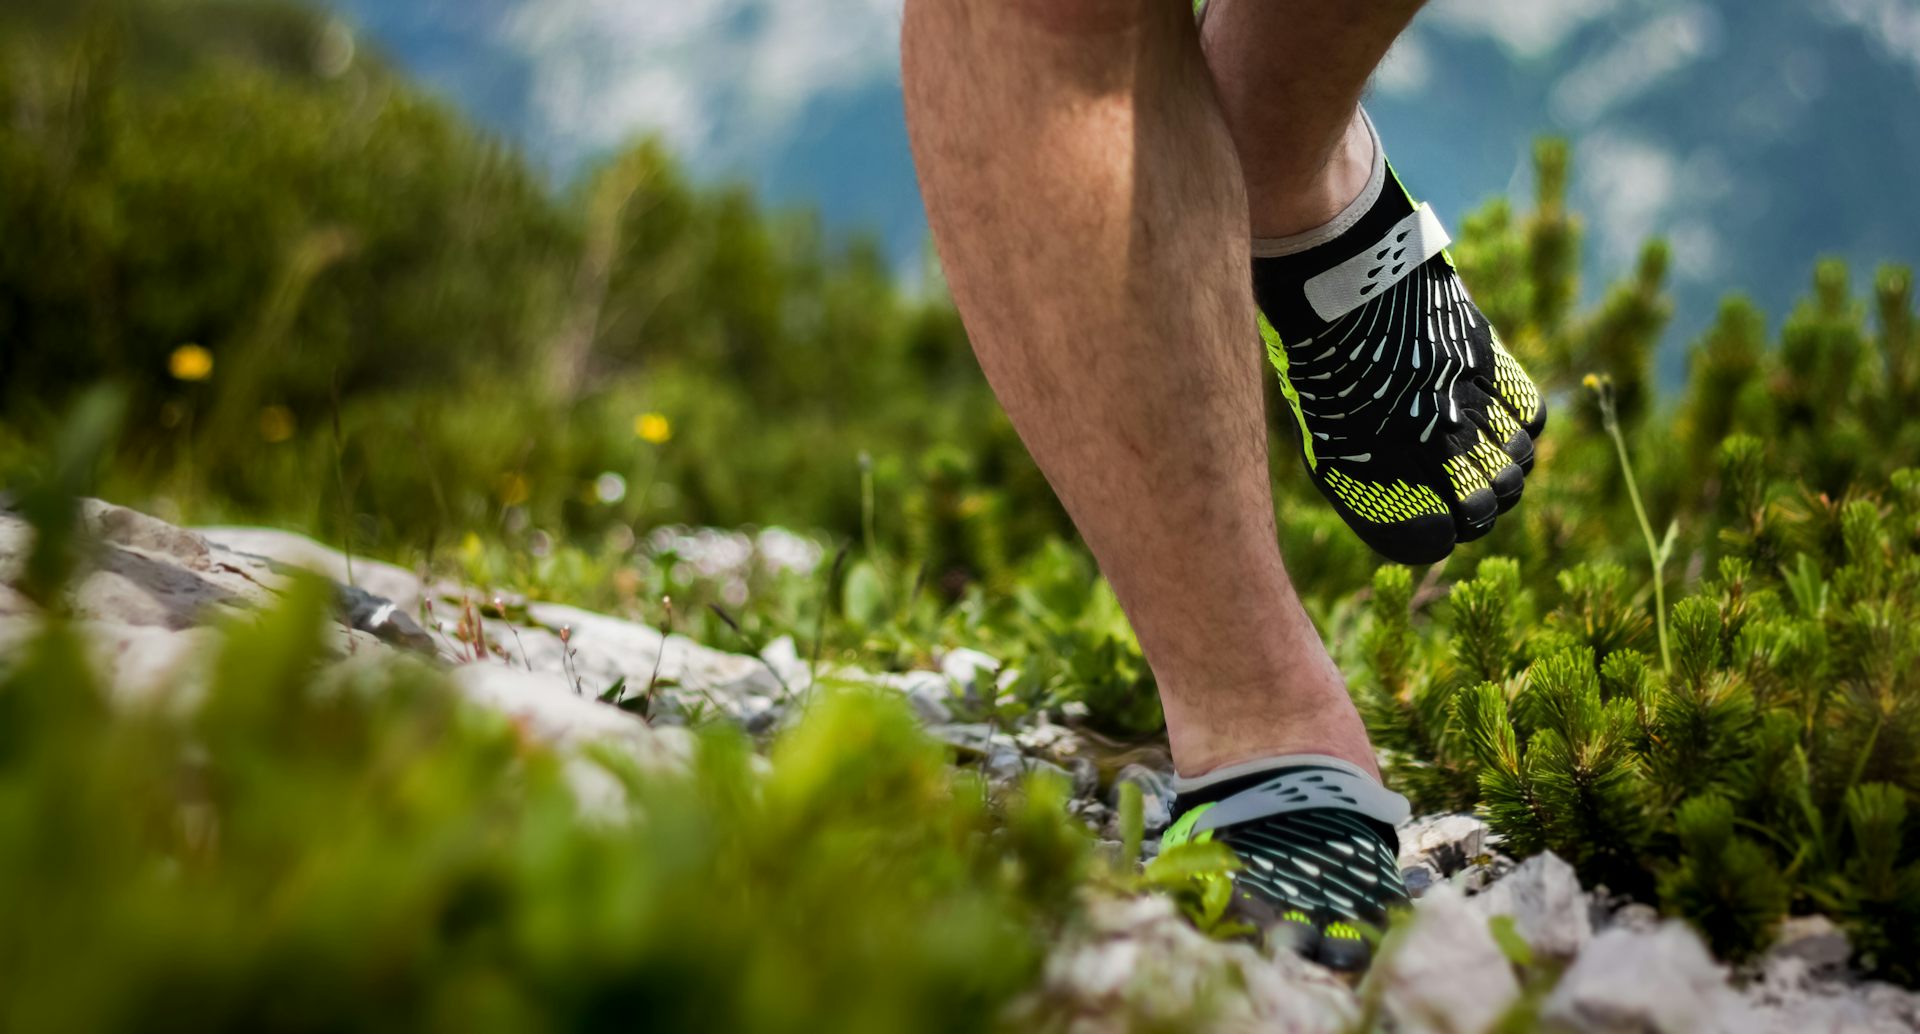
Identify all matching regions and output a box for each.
[902,0,1373,777]
[1199,0,1425,238]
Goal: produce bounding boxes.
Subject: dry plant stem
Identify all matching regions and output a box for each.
[498,598,533,671]
[462,596,484,663]
[709,602,794,704]
[559,624,580,694]
[643,595,674,715]
[422,599,464,661]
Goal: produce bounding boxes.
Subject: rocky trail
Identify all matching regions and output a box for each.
[3,500,1916,1033]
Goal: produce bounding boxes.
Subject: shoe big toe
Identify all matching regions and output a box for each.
[1352,508,1458,565]
[1313,924,1374,972]
[1461,379,1537,483]
[1311,460,1459,565]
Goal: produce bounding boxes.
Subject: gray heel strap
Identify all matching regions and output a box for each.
[1188,756,1411,838]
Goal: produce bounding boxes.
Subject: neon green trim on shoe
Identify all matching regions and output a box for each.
[1325,921,1363,941]
[1258,312,1317,470]
[1160,802,1217,851]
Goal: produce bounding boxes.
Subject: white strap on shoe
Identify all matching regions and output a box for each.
[1302,203,1452,324]
[1179,754,1412,838]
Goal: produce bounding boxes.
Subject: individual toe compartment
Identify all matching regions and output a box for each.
[1455,381,1532,516]
[1311,460,1458,565]
[1426,424,1507,541]
[1464,373,1537,477]
[1313,919,1375,972]
[1487,338,1548,442]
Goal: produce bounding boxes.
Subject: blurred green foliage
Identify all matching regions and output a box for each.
[0,576,1090,1031]
[7,0,1920,1003]
[0,0,1063,570]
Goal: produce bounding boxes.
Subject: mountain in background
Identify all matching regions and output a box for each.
[315,0,1920,375]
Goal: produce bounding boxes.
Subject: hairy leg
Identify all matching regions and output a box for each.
[1199,0,1426,238]
[902,0,1373,777]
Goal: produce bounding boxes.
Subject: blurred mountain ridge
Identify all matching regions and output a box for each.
[312,0,1920,368]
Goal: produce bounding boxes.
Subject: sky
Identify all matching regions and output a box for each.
[316,0,1920,373]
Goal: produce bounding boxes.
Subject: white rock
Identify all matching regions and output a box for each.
[1764,914,1850,974]
[758,635,811,692]
[1467,851,1591,960]
[34,502,282,628]
[885,669,956,724]
[1397,813,1491,873]
[3,504,442,657]
[450,662,694,766]
[928,722,1022,757]
[1110,764,1175,833]
[0,615,220,710]
[451,663,698,819]
[1371,885,1521,1034]
[1010,893,1359,1033]
[940,647,1000,693]
[986,751,1071,786]
[197,525,424,613]
[510,600,788,711]
[75,620,221,709]
[1730,916,1920,1034]
[1402,864,1438,899]
[1604,902,1662,935]
[1540,921,1737,1034]
[1013,713,1084,758]
[1724,951,1920,1034]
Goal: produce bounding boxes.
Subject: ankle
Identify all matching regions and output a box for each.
[1164,678,1381,783]
[1245,110,1377,240]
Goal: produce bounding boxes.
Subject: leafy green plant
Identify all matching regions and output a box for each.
[1818,784,1920,984]
[1656,794,1790,961]
[0,587,1093,1032]
[1137,842,1253,941]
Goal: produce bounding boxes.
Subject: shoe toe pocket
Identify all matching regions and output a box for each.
[1313,927,1373,972]
[1452,486,1499,541]
[1270,915,1323,959]
[1490,460,1526,513]
[1311,464,1458,566]
[1521,393,1548,440]
[1366,511,1457,565]
[1501,427,1536,475]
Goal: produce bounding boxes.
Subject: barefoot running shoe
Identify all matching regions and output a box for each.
[1251,114,1546,565]
[1162,754,1412,971]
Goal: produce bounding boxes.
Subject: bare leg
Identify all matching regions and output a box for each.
[902,0,1373,777]
[1199,0,1426,238]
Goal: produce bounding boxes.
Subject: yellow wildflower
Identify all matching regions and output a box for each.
[634,412,672,444]
[169,344,214,382]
